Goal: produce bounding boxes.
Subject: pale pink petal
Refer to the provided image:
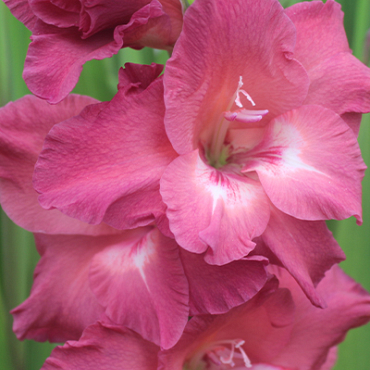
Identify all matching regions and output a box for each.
[42,322,158,370]
[89,227,189,349]
[286,0,350,70]
[34,65,177,230]
[180,249,269,315]
[23,27,123,103]
[271,266,370,370]
[0,94,115,235]
[164,0,309,154]
[160,149,270,265]
[261,207,346,307]
[244,105,365,223]
[11,232,109,342]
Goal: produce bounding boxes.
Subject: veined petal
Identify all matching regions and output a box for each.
[42,322,158,370]
[34,64,177,230]
[89,227,189,349]
[29,0,80,28]
[11,232,110,342]
[0,94,115,235]
[114,0,182,51]
[286,0,350,71]
[244,105,365,223]
[180,249,269,316]
[23,27,124,103]
[3,0,38,30]
[303,52,370,115]
[160,150,270,265]
[261,207,345,307]
[164,0,309,154]
[272,265,370,370]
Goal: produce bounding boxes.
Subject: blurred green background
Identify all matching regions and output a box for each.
[0,0,369,369]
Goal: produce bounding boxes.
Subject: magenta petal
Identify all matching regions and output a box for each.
[0,94,115,235]
[261,207,345,307]
[3,0,38,30]
[114,0,182,51]
[29,0,80,28]
[286,0,350,71]
[286,0,370,115]
[180,249,269,316]
[160,150,270,265]
[89,228,189,349]
[246,105,365,223]
[23,28,123,103]
[42,322,158,370]
[34,67,176,229]
[11,233,108,342]
[164,0,309,154]
[272,266,370,370]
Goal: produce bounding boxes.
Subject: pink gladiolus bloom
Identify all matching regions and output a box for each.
[0,93,270,349]
[31,1,370,307]
[40,266,370,370]
[3,0,183,103]
[160,0,370,304]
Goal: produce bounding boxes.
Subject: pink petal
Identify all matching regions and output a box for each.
[319,347,337,370]
[29,0,80,28]
[23,0,181,103]
[341,112,363,137]
[180,249,269,315]
[164,0,309,154]
[11,232,109,342]
[261,207,345,307]
[110,0,182,51]
[0,94,115,235]
[160,149,270,265]
[34,64,177,230]
[79,0,152,37]
[286,0,350,71]
[3,0,38,30]
[159,279,291,370]
[89,227,189,349]
[271,266,370,370]
[42,322,158,370]
[286,1,370,116]
[23,27,123,103]
[303,52,370,115]
[244,105,365,223]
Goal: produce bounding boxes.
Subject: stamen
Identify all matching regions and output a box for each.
[224,109,269,124]
[220,341,236,366]
[235,340,252,368]
[235,76,256,108]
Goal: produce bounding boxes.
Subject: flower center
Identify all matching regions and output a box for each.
[184,339,253,370]
[207,77,268,168]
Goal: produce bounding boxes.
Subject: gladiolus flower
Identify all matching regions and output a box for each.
[0,91,270,350]
[31,0,370,307]
[40,266,370,370]
[3,0,183,103]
